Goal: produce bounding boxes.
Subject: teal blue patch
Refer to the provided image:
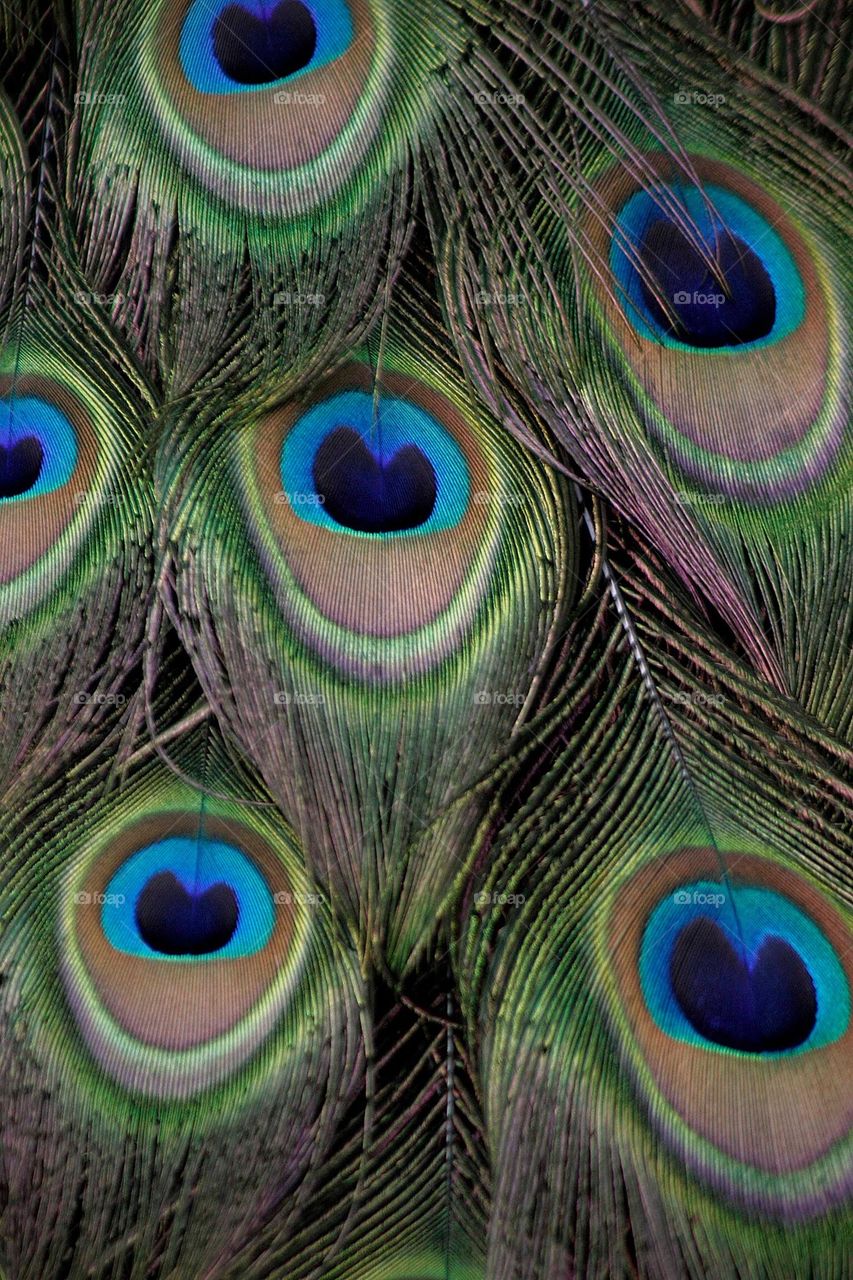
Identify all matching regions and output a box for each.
[101,837,275,961]
[610,183,805,350]
[280,389,471,537]
[179,0,354,94]
[0,396,78,501]
[639,882,850,1054]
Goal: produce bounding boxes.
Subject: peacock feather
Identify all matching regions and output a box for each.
[436,0,852,733]
[159,260,578,971]
[0,1,850,1278]
[458,518,851,1276]
[1,733,365,1275]
[0,68,153,799]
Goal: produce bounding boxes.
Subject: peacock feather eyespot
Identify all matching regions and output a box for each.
[241,359,521,678]
[60,806,315,1098]
[311,422,438,533]
[581,154,847,504]
[179,0,354,92]
[0,363,119,610]
[601,847,853,1210]
[101,837,275,960]
[0,395,76,500]
[280,387,468,537]
[610,185,798,352]
[640,882,846,1057]
[144,0,394,216]
[168,331,574,962]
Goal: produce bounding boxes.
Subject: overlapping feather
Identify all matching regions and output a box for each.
[0,2,850,1278]
[457,508,852,1278]
[431,0,852,734]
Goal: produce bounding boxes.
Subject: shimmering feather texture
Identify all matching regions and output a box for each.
[160,270,578,970]
[0,1,850,1278]
[0,158,153,799]
[458,524,852,1276]
[1,737,365,1276]
[435,0,851,731]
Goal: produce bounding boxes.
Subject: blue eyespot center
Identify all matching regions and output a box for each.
[638,220,776,348]
[212,1,317,85]
[0,396,78,502]
[0,435,44,498]
[280,390,470,538]
[611,184,805,352]
[180,0,354,94]
[670,916,817,1052]
[135,871,240,956]
[312,426,438,533]
[101,838,275,962]
[640,882,850,1056]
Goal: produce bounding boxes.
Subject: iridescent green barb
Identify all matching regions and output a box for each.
[0,0,850,1276]
[1,742,364,1276]
[161,267,578,971]
[434,0,852,732]
[458,524,852,1277]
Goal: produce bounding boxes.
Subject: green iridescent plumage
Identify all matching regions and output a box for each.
[458,522,852,1277]
[0,0,850,1277]
[438,0,852,734]
[159,265,578,971]
[1,737,365,1275]
[0,185,153,799]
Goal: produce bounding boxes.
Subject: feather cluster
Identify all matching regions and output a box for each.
[0,2,850,1277]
